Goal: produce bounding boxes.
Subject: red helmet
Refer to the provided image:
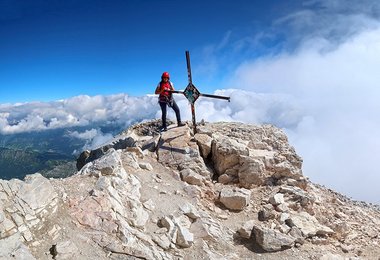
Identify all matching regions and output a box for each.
[161,72,170,79]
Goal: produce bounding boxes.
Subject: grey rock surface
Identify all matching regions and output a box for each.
[1,120,379,260]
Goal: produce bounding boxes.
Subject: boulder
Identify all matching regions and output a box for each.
[78,149,127,177]
[152,233,171,250]
[238,156,267,186]
[218,174,235,184]
[273,159,303,181]
[269,193,285,206]
[287,212,334,237]
[194,133,213,158]
[237,220,255,239]
[76,135,136,170]
[179,203,201,220]
[180,169,205,186]
[139,162,153,171]
[253,225,295,252]
[17,173,57,212]
[76,150,90,171]
[189,217,224,241]
[176,225,194,248]
[280,186,315,207]
[219,187,251,211]
[157,125,210,178]
[212,135,249,176]
[258,209,276,222]
[141,135,161,152]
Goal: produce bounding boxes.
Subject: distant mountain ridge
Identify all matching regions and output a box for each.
[0,124,124,180]
[0,147,75,180]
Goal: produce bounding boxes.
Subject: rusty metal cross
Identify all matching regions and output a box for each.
[169,51,230,133]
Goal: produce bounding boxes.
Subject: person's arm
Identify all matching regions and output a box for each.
[155,83,161,94]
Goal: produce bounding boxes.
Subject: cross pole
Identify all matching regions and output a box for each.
[169,51,230,134]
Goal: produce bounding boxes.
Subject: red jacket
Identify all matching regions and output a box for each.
[155,81,174,102]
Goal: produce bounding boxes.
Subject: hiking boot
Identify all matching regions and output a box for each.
[177,122,186,127]
[160,126,168,132]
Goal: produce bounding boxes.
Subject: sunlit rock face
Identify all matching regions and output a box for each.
[1,120,380,259]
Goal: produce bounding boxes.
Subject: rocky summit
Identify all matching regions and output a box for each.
[1,120,380,260]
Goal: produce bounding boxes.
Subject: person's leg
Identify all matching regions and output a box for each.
[159,102,167,130]
[171,100,184,126]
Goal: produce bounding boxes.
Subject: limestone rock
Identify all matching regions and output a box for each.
[76,135,135,170]
[54,240,79,260]
[127,146,145,158]
[269,193,285,206]
[0,233,36,260]
[258,209,276,222]
[218,174,235,184]
[219,187,251,211]
[157,125,210,178]
[253,225,295,252]
[238,220,255,239]
[78,148,127,177]
[0,217,17,238]
[141,135,161,152]
[212,135,249,176]
[273,161,303,179]
[152,233,171,250]
[176,225,194,248]
[238,156,267,186]
[189,216,224,241]
[139,162,153,171]
[289,226,305,244]
[17,173,57,212]
[287,212,334,237]
[179,203,201,220]
[180,169,205,186]
[194,133,213,158]
[280,186,315,207]
[1,120,380,260]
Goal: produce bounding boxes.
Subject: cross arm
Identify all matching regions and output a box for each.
[167,90,230,102]
[199,93,230,102]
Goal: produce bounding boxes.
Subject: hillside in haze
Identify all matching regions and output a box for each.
[0,147,75,180]
[0,124,123,180]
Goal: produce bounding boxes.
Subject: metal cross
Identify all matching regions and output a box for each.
[169,51,230,133]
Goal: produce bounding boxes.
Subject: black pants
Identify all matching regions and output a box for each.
[159,100,181,128]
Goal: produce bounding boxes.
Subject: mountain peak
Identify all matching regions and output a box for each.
[1,120,379,259]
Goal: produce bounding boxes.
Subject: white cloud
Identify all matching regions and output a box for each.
[217,9,380,204]
[67,129,99,140]
[0,94,158,134]
[68,128,114,152]
[185,0,380,204]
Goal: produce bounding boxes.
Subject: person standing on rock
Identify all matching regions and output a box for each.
[155,72,185,132]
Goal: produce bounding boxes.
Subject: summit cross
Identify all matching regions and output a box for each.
[169,51,230,134]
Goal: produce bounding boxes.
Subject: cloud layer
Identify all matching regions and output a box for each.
[219,0,380,204]
[0,94,158,135]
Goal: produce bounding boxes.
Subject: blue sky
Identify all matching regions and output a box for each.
[0,0,298,103]
[1,0,380,204]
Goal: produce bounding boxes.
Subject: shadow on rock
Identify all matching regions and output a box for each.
[232,232,267,254]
